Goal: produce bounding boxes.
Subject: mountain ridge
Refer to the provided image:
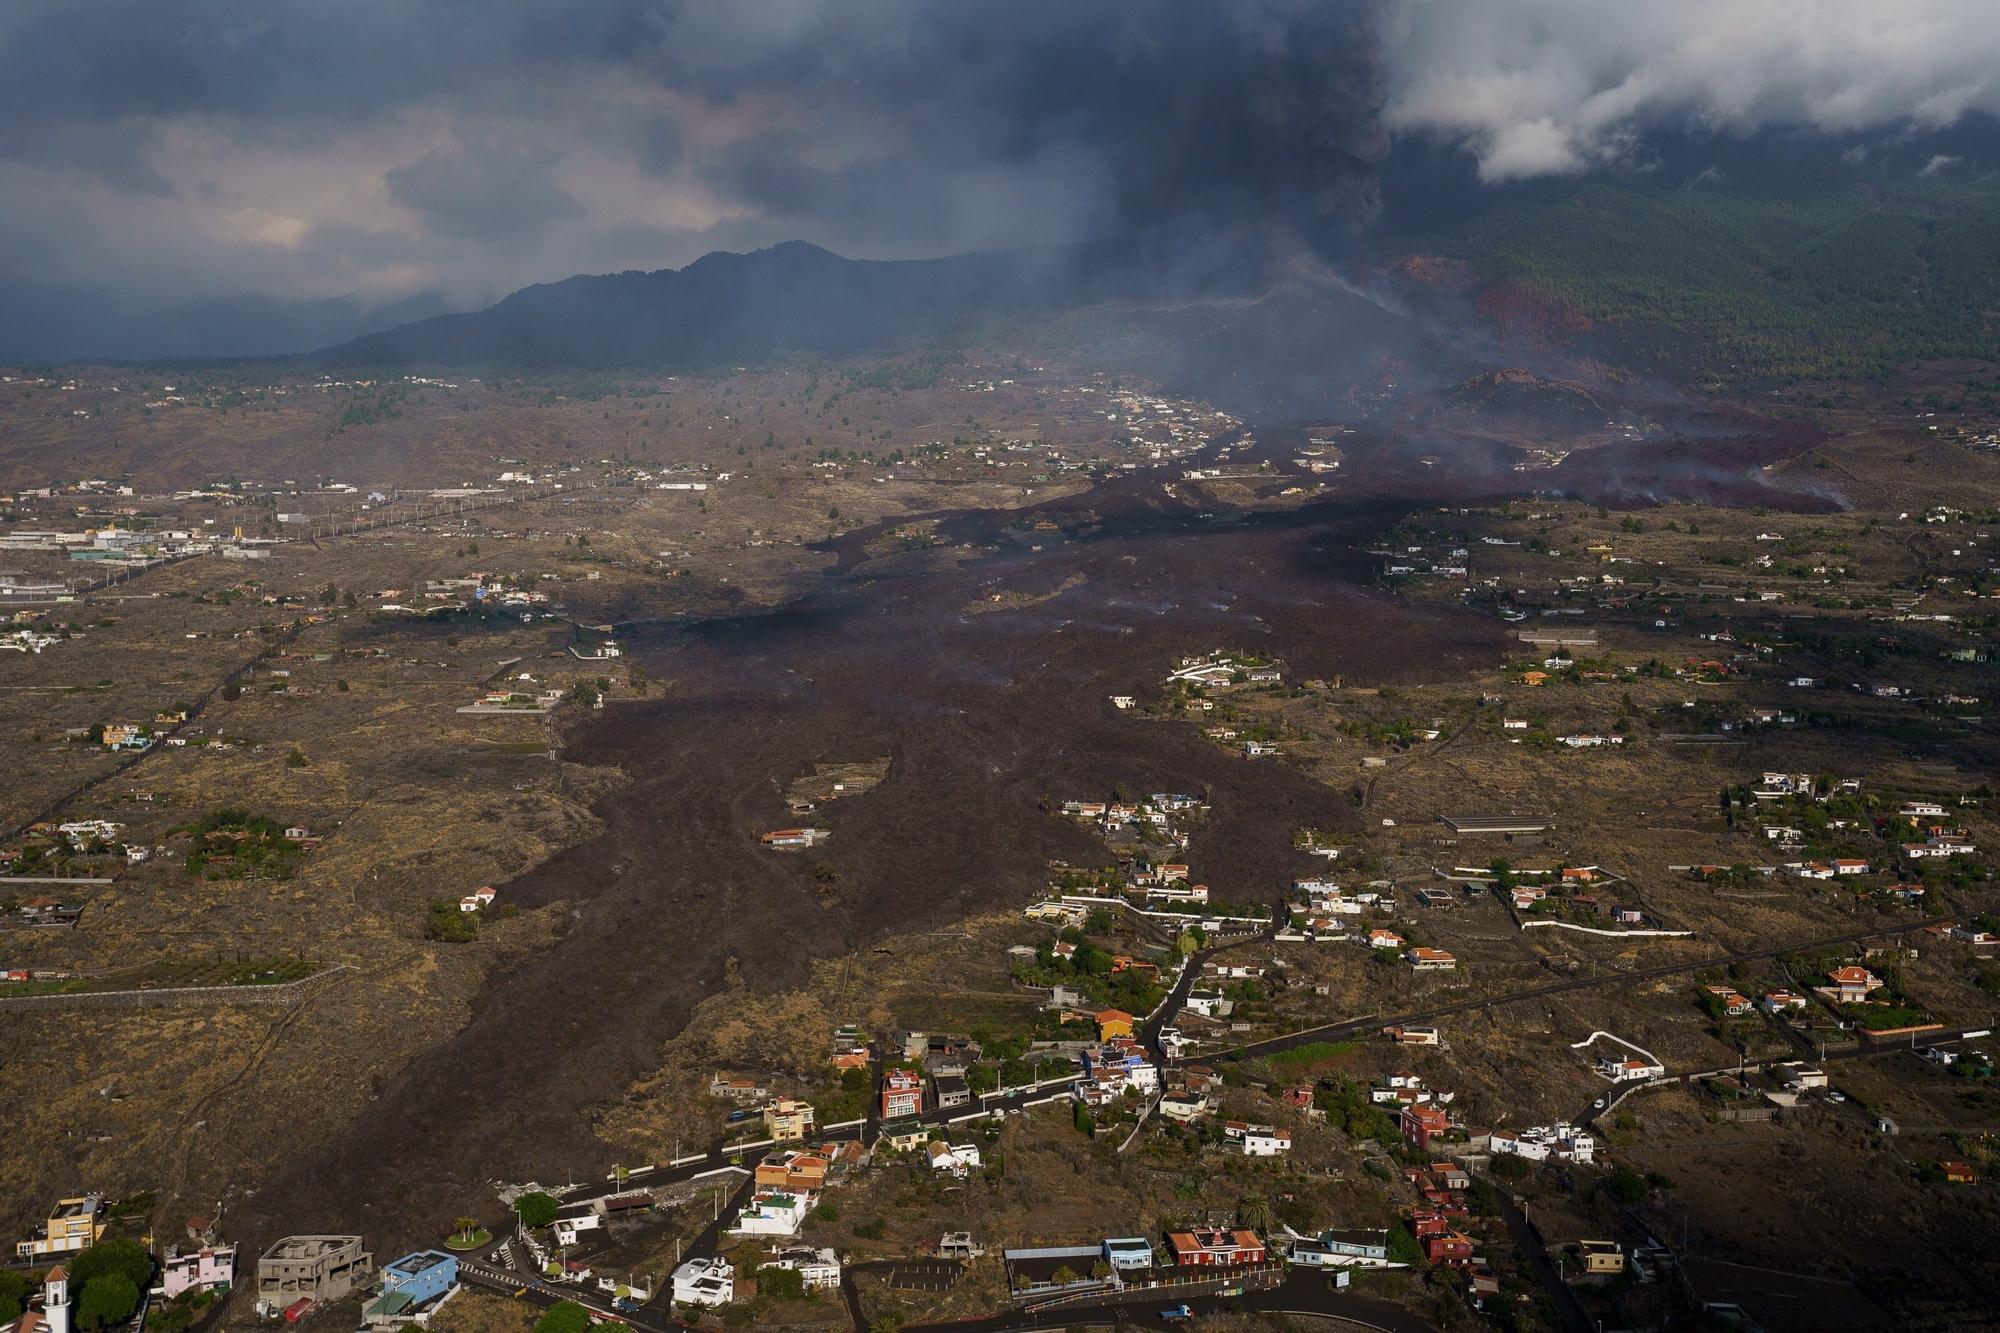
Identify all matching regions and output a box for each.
[312,236,1274,371]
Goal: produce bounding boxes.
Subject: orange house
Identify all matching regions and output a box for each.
[1095,1009,1135,1041]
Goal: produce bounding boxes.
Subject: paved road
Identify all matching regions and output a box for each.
[1496,1193,1592,1333]
[1208,916,1951,1064]
[458,1255,695,1333]
[576,1080,1075,1187]
[1579,1022,1992,1125]
[902,1269,1435,1332]
[1139,907,1283,1065]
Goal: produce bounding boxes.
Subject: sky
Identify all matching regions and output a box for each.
[3,0,1999,353]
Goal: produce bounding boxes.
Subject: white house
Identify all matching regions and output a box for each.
[1147,882,1210,904]
[552,1208,602,1248]
[670,1257,733,1307]
[1488,1123,1595,1164]
[1183,990,1233,1019]
[762,1247,841,1290]
[730,1191,812,1236]
[1238,1127,1292,1157]
[926,1142,982,1177]
[1223,1121,1291,1156]
[1596,1055,1664,1082]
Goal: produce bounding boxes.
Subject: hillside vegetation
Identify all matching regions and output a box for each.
[1419,182,2000,385]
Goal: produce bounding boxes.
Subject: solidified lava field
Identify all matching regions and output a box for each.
[238,410,1829,1246]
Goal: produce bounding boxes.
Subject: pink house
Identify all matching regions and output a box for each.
[161,1245,236,1298]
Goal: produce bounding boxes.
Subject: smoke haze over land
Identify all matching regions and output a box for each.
[3,0,2000,359]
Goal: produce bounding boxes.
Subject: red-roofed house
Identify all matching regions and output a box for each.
[1165,1228,1266,1268]
[1826,966,1884,1003]
[1401,1103,1452,1150]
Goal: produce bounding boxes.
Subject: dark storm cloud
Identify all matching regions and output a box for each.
[654,1,1387,239]
[0,0,1390,348]
[384,142,584,242]
[9,0,2000,360]
[0,120,179,197]
[0,1,655,123]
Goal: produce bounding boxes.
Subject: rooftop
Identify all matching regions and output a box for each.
[1440,814,1551,834]
[261,1235,363,1261]
[385,1252,452,1277]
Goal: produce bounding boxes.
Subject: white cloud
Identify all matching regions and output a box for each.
[1919,153,1961,176]
[1381,0,2000,179]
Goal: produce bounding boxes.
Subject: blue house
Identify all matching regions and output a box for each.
[1102,1237,1155,1271]
[378,1251,458,1308]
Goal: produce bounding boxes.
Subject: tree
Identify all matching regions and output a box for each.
[69,1238,153,1293]
[1386,1224,1426,1267]
[1604,1164,1649,1204]
[515,1191,560,1229]
[0,1270,34,1325]
[1237,1193,1271,1232]
[76,1274,139,1331]
[532,1301,591,1333]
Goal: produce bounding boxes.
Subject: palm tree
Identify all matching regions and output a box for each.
[1238,1193,1271,1232]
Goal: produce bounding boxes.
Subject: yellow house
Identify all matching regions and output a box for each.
[1095,1009,1135,1041]
[17,1195,106,1259]
[1577,1240,1624,1276]
[880,1125,930,1152]
[761,1098,816,1142]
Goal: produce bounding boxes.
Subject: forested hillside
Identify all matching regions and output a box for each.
[1412,181,2000,384]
